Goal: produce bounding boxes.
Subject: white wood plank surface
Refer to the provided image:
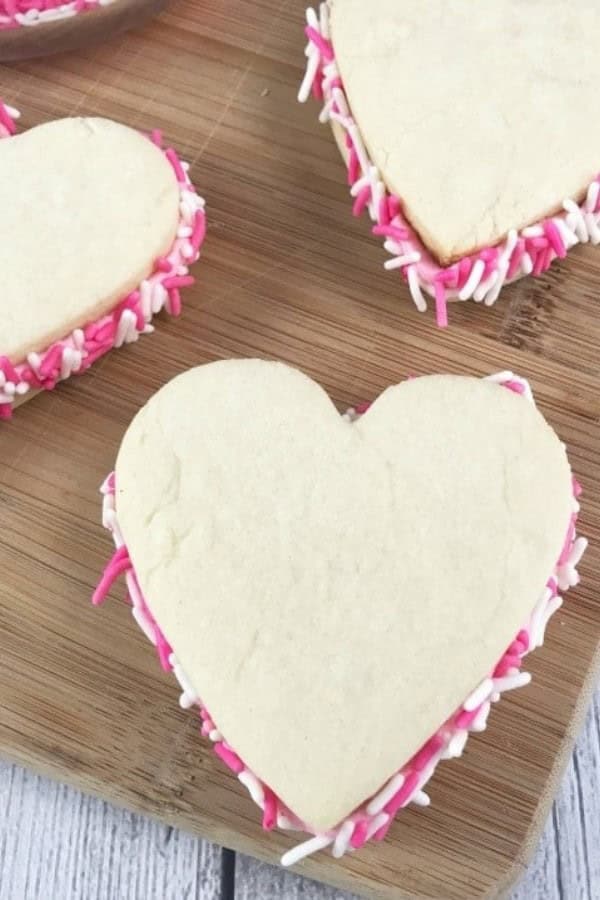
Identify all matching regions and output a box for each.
[1,684,599,899]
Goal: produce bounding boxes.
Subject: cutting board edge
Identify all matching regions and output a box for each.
[2,633,599,900]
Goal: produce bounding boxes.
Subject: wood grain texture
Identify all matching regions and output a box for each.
[0,2,599,898]
[0,0,165,62]
[1,687,599,900]
[0,762,222,900]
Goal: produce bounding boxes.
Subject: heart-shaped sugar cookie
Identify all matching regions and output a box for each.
[0,105,205,418]
[95,360,585,862]
[300,2,600,324]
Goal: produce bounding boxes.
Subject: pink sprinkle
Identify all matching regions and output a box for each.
[154,624,173,671]
[38,344,64,379]
[0,103,16,134]
[155,256,173,272]
[409,733,445,772]
[347,144,359,186]
[454,707,480,730]
[262,788,278,830]
[165,147,186,183]
[352,185,371,217]
[518,628,532,646]
[493,654,522,678]
[311,75,324,103]
[479,247,500,279]
[304,26,334,63]
[594,178,600,213]
[457,257,473,289]
[167,289,182,317]
[440,265,459,291]
[526,236,548,252]
[92,546,131,606]
[384,770,420,816]
[150,129,163,147]
[214,742,244,775]
[506,637,526,656]
[91,320,117,345]
[350,819,370,850]
[544,220,567,259]
[372,223,410,242]
[191,211,206,250]
[387,196,401,220]
[0,355,19,383]
[378,195,390,226]
[504,380,525,396]
[533,245,553,276]
[162,275,195,290]
[433,280,448,328]
[354,401,371,415]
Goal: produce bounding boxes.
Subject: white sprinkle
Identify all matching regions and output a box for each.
[384,252,421,271]
[463,678,494,712]
[564,200,589,242]
[554,218,578,249]
[458,259,485,300]
[585,213,600,245]
[365,812,389,840]
[586,180,600,213]
[140,280,153,322]
[473,271,498,303]
[114,309,137,348]
[493,671,532,693]
[471,701,491,733]
[407,264,427,312]
[152,283,168,314]
[522,224,544,238]
[332,820,354,858]
[179,692,196,709]
[239,769,265,808]
[486,370,514,384]
[445,730,468,759]
[132,605,157,645]
[366,772,405,816]
[281,835,333,868]
[26,352,41,375]
[298,48,321,104]
[521,252,534,275]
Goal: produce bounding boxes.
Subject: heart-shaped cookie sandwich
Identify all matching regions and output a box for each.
[0,102,205,418]
[0,0,112,30]
[300,1,600,326]
[93,360,586,864]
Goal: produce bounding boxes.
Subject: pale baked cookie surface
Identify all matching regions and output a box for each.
[330,0,600,263]
[114,360,574,831]
[0,116,179,362]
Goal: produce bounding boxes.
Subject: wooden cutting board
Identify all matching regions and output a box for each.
[0,3,599,898]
